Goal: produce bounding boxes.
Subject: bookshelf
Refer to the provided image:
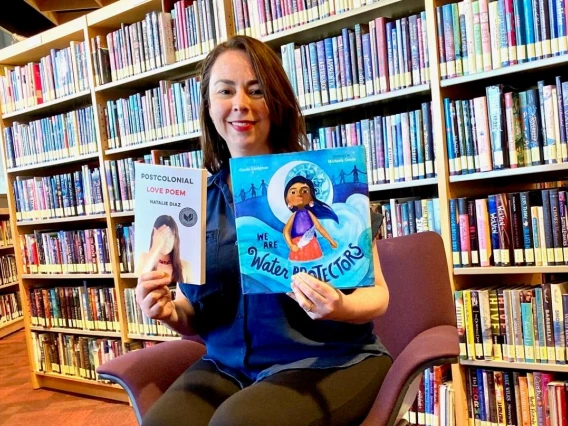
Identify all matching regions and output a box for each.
[4,0,566,423]
[0,204,22,339]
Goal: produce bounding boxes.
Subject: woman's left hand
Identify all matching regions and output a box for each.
[287,272,345,320]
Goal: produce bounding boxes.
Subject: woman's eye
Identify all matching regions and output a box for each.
[218,89,232,95]
[250,89,263,96]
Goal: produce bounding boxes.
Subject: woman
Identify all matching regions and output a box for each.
[283,175,338,261]
[135,215,191,283]
[135,35,391,426]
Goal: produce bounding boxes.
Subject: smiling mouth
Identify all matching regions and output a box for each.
[230,121,256,127]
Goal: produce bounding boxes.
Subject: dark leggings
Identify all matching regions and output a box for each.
[142,355,392,426]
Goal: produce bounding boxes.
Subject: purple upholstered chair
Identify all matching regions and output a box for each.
[97,231,459,425]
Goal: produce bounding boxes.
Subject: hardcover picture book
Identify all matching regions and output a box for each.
[230,146,375,294]
[134,162,207,285]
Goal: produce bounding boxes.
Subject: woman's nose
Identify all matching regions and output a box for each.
[232,89,250,112]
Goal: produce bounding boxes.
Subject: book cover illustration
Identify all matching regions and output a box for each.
[230,145,375,294]
[134,162,206,285]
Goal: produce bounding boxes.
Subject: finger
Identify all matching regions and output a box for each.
[139,271,169,282]
[290,282,314,311]
[293,273,327,301]
[147,295,171,318]
[140,276,172,292]
[141,287,169,312]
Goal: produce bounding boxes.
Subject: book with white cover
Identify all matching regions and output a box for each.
[134,162,207,284]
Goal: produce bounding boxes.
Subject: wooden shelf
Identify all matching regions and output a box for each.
[369,177,438,193]
[460,359,568,373]
[105,132,202,155]
[95,54,208,92]
[22,273,114,279]
[0,244,14,250]
[0,281,19,290]
[441,54,568,88]
[302,84,431,118]
[6,153,99,174]
[261,0,421,47]
[31,326,121,338]
[121,273,138,278]
[0,18,87,65]
[17,213,106,227]
[34,371,128,402]
[127,333,180,342]
[449,163,568,183]
[2,90,91,120]
[0,317,24,338]
[454,266,568,275]
[111,211,134,218]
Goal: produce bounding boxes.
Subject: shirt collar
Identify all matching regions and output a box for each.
[207,164,230,188]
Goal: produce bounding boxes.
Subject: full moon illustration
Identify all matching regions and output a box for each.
[267,161,334,224]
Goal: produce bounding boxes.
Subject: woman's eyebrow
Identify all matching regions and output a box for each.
[214,79,260,86]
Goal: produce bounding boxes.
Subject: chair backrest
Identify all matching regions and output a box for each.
[373,232,456,361]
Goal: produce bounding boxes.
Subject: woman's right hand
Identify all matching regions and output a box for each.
[135,271,177,322]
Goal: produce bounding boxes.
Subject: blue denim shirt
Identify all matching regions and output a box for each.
[179,166,389,388]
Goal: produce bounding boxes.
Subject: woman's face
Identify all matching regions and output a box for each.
[208,50,271,158]
[286,182,312,209]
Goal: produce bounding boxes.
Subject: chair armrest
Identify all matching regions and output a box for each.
[361,325,459,426]
[96,339,206,423]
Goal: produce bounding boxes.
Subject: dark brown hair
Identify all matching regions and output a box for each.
[199,35,308,174]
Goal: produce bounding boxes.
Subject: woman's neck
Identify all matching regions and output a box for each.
[158,254,172,264]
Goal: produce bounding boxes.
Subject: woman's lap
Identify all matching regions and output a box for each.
[142,355,392,426]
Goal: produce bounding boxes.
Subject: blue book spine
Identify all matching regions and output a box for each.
[309,42,322,107]
[341,29,353,100]
[316,40,329,106]
[401,202,409,235]
[324,38,337,104]
[396,114,404,182]
[362,33,373,97]
[521,299,536,362]
[534,287,547,362]
[444,98,456,175]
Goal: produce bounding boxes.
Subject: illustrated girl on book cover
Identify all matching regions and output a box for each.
[283,176,338,261]
[135,215,192,283]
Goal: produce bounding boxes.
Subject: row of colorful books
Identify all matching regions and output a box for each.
[92,4,218,86]
[403,365,454,426]
[0,41,89,113]
[19,228,112,275]
[464,367,568,426]
[13,167,105,222]
[281,14,429,110]
[455,283,568,365]
[3,106,98,170]
[450,188,568,268]
[30,332,122,383]
[104,77,201,150]
[438,0,568,80]
[0,291,22,325]
[105,150,203,214]
[29,284,119,333]
[445,78,568,175]
[371,198,441,239]
[308,104,436,184]
[233,0,380,37]
[124,288,179,338]
[0,254,17,287]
